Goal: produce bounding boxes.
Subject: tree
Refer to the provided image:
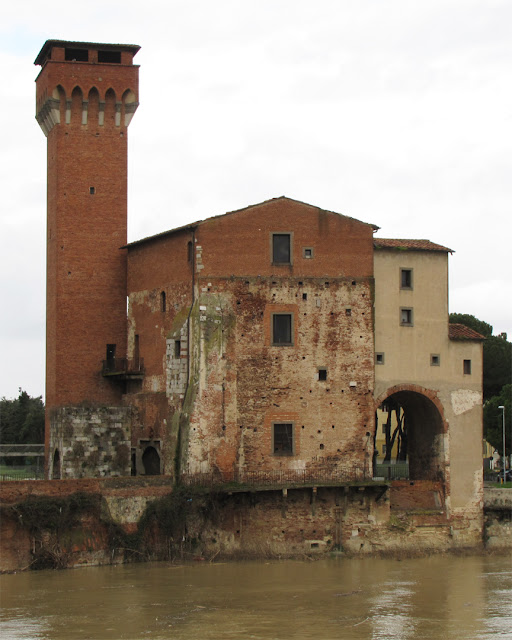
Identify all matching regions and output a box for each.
[0,389,45,444]
[483,385,511,459]
[449,313,493,338]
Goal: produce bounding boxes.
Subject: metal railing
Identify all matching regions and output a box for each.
[0,466,45,481]
[102,357,144,375]
[0,444,44,457]
[180,465,372,488]
[374,463,409,480]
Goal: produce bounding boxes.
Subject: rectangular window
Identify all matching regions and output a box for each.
[376,353,385,364]
[65,48,88,62]
[160,291,166,313]
[431,354,440,366]
[272,423,294,455]
[400,268,413,290]
[98,50,121,64]
[463,359,472,375]
[174,340,181,358]
[272,233,291,264]
[303,247,313,259]
[318,368,327,381]
[400,308,413,326]
[272,313,293,345]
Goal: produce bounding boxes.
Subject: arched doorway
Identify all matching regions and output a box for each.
[52,449,61,479]
[375,386,447,482]
[142,446,161,475]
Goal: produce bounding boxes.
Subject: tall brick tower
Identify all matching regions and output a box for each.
[35,40,139,476]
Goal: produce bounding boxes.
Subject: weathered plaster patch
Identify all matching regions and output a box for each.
[451,390,482,415]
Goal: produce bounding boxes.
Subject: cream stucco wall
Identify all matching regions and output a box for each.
[374,247,483,519]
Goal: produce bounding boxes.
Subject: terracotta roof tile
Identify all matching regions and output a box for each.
[374,238,453,253]
[449,323,486,341]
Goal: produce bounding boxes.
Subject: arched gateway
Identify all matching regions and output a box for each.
[374,384,448,482]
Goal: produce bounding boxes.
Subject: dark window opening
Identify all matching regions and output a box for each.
[318,368,327,381]
[187,241,193,263]
[302,293,307,300]
[400,268,413,289]
[431,354,440,366]
[303,247,313,259]
[376,353,385,365]
[463,359,472,375]
[52,449,61,480]
[272,313,293,345]
[346,308,352,316]
[174,340,181,358]
[273,423,294,455]
[142,446,161,475]
[106,343,116,363]
[272,233,291,264]
[160,291,166,313]
[89,186,95,195]
[98,50,122,64]
[65,48,88,62]
[400,308,413,326]
[134,335,140,368]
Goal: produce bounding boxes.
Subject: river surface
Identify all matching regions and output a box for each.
[1,554,511,639]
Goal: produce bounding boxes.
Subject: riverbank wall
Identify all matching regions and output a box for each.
[1,478,509,572]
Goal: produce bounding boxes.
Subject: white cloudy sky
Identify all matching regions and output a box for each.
[1,0,511,399]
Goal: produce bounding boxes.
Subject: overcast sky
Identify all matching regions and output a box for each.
[1,0,511,400]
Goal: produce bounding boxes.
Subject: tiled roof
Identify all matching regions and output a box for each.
[374,238,453,253]
[449,323,486,341]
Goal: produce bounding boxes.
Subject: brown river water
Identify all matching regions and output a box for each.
[1,554,511,639]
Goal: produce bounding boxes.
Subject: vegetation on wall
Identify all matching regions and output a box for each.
[2,487,217,570]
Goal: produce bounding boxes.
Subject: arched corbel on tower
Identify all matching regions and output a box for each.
[70,86,83,125]
[36,85,64,136]
[104,88,117,126]
[87,87,100,127]
[122,89,138,127]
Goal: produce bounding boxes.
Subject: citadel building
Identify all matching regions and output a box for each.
[35,39,485,552]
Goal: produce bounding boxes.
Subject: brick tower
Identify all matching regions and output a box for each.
[35,41,139,474]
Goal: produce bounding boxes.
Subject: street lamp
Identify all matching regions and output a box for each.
[498,405,506,484]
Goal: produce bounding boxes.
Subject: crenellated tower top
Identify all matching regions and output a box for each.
[34,40,140,136]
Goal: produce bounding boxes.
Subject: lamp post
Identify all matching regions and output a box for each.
[498,405,506,484]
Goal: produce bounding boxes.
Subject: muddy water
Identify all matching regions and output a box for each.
[1,555,511,639]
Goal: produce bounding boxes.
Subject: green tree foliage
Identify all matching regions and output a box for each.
[449,313,493,338]
[0,389,45,444]
[449,313,511,401]
[483,385,511,458]
[484,335,512,400]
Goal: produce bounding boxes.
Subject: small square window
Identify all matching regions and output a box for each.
[400,268,413,290]
[400,308,413,326]
[272,233,291,264]
[272,313,293,345]
[272,423,294,455]
[376,353,385,365]
[318,368,327,381]
[431,354,440,366]
[463,359,472,375]
[303,247,314,259]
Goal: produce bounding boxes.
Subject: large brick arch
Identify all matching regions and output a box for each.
[374,384,448,482]
[374,383,448,434]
